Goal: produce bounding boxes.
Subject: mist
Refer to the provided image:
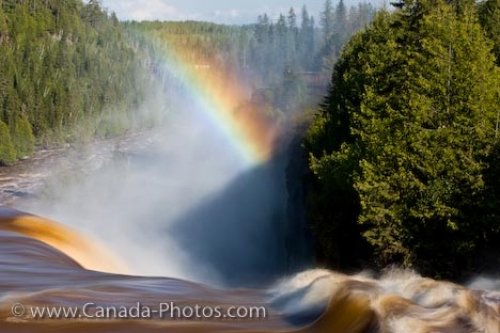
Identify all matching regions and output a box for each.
[18,65,301,287]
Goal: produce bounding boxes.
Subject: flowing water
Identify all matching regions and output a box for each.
[0,208,498,333]
[0,109,499,333]
[0,34,499,332]
[0,131,498,332]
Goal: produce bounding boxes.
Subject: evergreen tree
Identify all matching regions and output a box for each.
[300,6,315,70]
[0,120,16,165]
[0,6,7,38]
[300,6,311,37]
[11,116,35,158]
[288,7,297,31]
[478,0,500,64]
[306,0,500,278]
[321,0,334,43]
[334,0,347,39]
[287,8,298,65]
[0,0,150,161]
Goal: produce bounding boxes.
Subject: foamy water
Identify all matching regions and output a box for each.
[0,208,498,333]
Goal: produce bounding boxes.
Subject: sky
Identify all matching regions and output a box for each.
[97,0,386,24]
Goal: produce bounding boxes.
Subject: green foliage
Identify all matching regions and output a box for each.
[305,0,500,278]
[479,0,500,64]
[1,0,373,164]
[127,2,375,115]
[317,1,375,71]
[0,6,7,34]
[10,116,35,158]
[0,0,149,162]
[0,120,16,165]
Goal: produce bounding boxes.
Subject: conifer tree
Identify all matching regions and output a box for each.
[0,120,16,165]
[11,116,35,158]
[306,0,500,277]
[0,0,149,161]
[334,0,347,40]
[478,0,500,64]
[321,0,334,43]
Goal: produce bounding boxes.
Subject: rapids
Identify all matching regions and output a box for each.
[0,208,498,333]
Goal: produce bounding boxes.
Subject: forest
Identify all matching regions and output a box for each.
[126,1,375,117]
[304,0,500,280]
[0,0,374,165]
[1,0,499,282]
[0,0,153,165]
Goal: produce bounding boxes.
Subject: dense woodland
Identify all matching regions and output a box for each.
[0,0,374,165]
[2,0,499,281]
[127,1,375,117]
[0,0,152,165]
[305,0,500,279]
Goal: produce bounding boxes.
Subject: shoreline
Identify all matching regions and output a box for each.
[0,129,159,207]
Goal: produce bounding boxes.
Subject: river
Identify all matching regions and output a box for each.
[0,127,498,332]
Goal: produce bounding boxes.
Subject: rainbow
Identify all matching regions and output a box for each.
[136,30,277,167]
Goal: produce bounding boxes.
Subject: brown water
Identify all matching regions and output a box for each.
[0,208,498,333]
[0,132,154,207]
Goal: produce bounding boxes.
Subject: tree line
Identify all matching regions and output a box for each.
[0,0,376,166]
[304,0,500,279]
[250,1,375,113]
[127,1,375,118]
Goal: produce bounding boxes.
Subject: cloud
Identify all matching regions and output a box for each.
[213,9,241,19]
[99,0,317,23]
[98,0,385,24]
[101,0,179,21]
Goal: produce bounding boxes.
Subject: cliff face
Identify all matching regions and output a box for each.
[284,124,314,271]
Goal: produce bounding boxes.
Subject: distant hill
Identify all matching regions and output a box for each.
[0,0,148,165]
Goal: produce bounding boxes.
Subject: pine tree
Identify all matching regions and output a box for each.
[287,8,299,65]
[478,0,500,64]
[0,120,16,165]
[301,6,310,34]
[0,0,148,159]
[0,6,8,39]
[334,0,347,39]
[300,6,316,70]
[321,0,334,43]
[11,116,35,158]
[288,7,297,31]
[306,0,500,277]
